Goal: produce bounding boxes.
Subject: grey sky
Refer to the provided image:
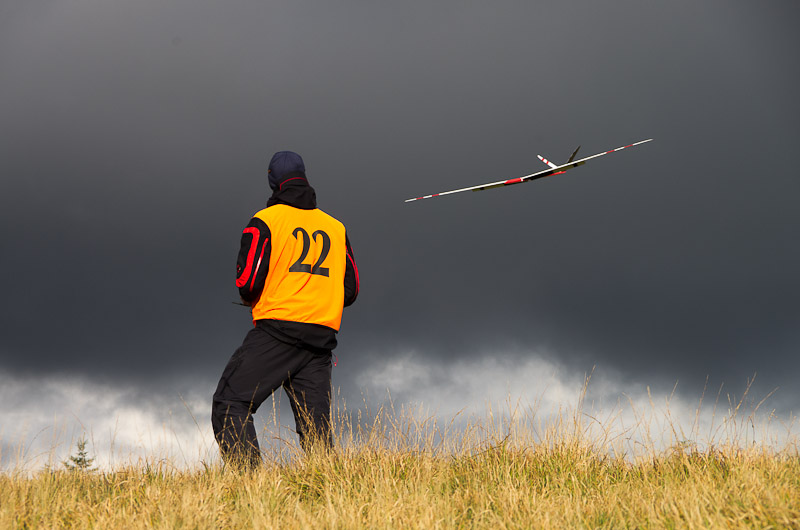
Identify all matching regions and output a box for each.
[1,0,799,452]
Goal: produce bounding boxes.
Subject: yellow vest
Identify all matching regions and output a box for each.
[250,205,347,331]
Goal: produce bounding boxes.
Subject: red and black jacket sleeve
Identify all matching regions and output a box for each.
[344,233,359,307]
[236,217,271,304]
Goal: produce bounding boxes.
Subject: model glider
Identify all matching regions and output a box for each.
[404,138,653,202]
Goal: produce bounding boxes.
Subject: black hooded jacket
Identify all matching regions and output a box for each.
[235,177,359,351]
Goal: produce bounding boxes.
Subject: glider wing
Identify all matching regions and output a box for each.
[404,138,652,203]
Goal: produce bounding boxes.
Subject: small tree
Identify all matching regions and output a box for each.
[63,435,96,472]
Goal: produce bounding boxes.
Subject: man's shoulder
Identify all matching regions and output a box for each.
[314,207,345,227]
[252,204,289,221]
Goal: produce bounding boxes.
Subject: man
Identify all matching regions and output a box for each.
[212,151,359,467]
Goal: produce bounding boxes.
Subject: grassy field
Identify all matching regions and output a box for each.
[2,390,799,528]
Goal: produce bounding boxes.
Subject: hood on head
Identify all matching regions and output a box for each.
[268,151,307,191]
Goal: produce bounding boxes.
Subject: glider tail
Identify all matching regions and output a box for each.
[567,145,581,163]
[539,145,581,168]
[537,155,557,169]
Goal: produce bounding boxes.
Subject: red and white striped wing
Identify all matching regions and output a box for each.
[404,138,652,203]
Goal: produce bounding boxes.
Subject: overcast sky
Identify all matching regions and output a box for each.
[1,0,798,467]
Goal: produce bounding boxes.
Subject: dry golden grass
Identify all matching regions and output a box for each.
[2,385,799,529]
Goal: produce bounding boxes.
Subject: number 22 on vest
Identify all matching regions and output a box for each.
[289,227,330,277]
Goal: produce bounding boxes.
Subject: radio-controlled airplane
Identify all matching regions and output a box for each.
[405,138,653,202]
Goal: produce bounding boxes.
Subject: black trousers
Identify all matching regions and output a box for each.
[211,324,333,467]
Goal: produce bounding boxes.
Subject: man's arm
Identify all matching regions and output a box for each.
[236,217,271,305]
[343,233,359,307]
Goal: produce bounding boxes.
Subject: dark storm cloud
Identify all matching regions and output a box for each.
[1,1,799,412]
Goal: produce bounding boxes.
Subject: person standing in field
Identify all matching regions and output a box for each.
[212,151,359,467]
